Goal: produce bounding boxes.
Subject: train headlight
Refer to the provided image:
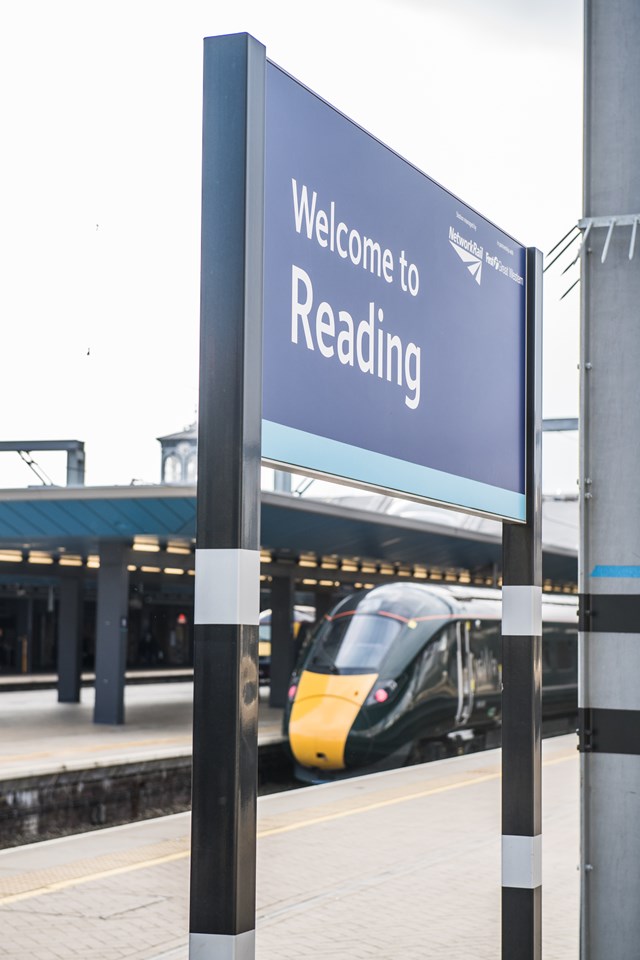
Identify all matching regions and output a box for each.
[288,683,298,702]
[366,679,398,706]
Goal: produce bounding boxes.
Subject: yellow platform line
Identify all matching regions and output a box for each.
[1,736,192,764]
[0,751,576,907]
[0,851,189,907]
[259,771,501,838]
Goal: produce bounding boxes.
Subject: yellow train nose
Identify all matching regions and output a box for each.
[288,671,378,769]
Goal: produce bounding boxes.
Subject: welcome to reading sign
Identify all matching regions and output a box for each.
[262,63,527,522]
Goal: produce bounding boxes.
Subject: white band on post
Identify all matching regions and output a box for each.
[194,549,260,625]
[502,834,542,889]
[502,585,542,636]
[189,931,255,960]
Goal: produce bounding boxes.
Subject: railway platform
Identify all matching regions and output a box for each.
[0,683,285,845]
[0,669,195,694]
[0,682,283,781]
[0,734,579,959]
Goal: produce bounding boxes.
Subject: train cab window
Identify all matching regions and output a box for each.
[307,613,403,672]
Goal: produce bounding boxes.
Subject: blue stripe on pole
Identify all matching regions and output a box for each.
[591,565,640,578]
[263,419,526,521]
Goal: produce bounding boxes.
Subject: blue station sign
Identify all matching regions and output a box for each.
[262,63,527,522]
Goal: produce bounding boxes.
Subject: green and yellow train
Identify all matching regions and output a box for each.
[283,582,577,781]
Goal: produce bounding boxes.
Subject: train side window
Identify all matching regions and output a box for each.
[556,635,576,672]
[544,625,577,673]
[416,625,456,691]
[541,629,553,672]
[469,620,501,691]
[446,626,458,686]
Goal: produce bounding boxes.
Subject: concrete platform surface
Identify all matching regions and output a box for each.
[0,684,283,780]
[0,734,579,959]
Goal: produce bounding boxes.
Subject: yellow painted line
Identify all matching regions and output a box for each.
[84,736,191,754]
[0,751,576,907]
[1,737,191,764]
[0,751,51,763]
[259,751,577,838]
[0,851,188,907]
[543,752,577,766]
[258,772,501,838]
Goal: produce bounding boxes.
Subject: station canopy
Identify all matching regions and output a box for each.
[0,484,577,585]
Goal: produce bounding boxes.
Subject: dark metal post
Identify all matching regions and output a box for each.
[94,541,129,724]
[190,33,265,960]
[315,590,337,621]
[501,247,543,960]
[269,575,295,708]
[57,578,83,703]
[16,599,33,674]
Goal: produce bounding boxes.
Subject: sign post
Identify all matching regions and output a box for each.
[501,248,543,960]
[193,31,540,960]
[191,33,265,960]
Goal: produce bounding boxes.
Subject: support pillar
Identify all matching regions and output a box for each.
[66,445,85,486]
[315,590,336,621]
[16,599,33,674]
[580,4,640,957]
[190,33,265,960]
[94,542,129,724]
[269,576,295,709]
[57,578,83,703]
[501,247,543,960]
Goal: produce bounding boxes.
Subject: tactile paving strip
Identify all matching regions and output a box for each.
[0,835,190,901]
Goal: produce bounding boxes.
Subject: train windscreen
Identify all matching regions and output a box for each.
[307,613,403,672]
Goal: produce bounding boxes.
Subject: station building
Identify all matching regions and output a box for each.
[0,433,577,722]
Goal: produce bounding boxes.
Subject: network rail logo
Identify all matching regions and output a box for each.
[448,226,483,285]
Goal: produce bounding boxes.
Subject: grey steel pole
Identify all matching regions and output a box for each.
[57,577,83,703]
[580,3,640,957]
[66,445,85,486]
[268,575,295,709]
[190,33,265,960]
[501,247,543,960]
[94,541,129,724]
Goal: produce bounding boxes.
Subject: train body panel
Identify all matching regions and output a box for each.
[288,671,378,770]
[283,583,578,780]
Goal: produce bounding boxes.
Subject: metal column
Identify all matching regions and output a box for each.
[269,576,295,709]
[66,444,85,486]
[94,542,129,725]
[315,589,337,621]
[190,33,265,960]
[17,599,34,674]
[501,247,543,960]
[57,578,83,703]
[580,3,640,957]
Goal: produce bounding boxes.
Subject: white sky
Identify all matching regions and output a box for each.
[0,0,583,492]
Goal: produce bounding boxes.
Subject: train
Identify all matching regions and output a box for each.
[283,582,578,782]
[258,605,316,685]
